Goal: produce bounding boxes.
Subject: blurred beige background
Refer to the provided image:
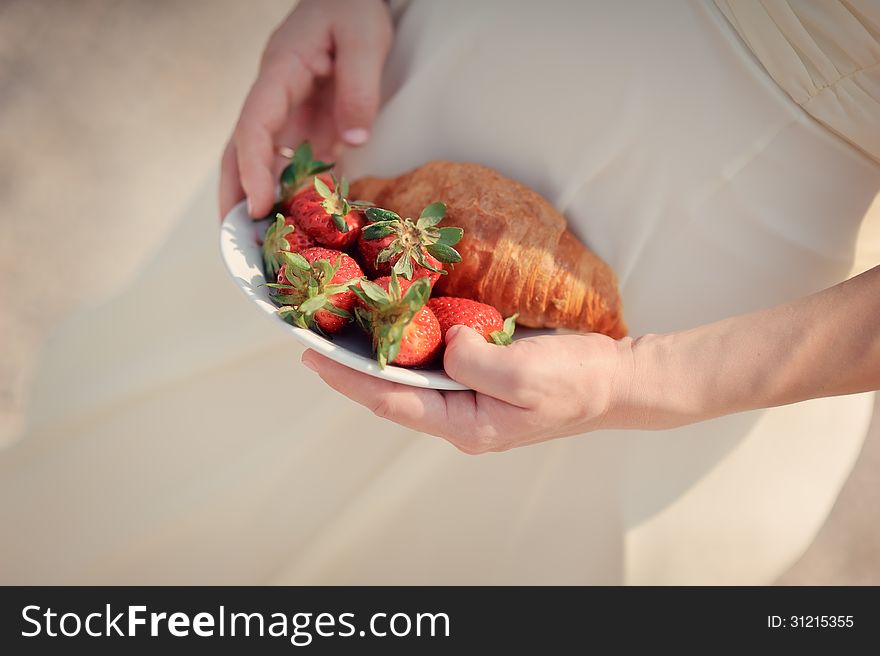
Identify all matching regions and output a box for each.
[0,0,877,584]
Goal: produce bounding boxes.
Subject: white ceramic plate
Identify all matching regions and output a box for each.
[220,200,548,390]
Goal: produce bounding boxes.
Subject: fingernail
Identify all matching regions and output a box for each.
[246,197,254,217]
[302,356,318,373]
[342,128,370,146]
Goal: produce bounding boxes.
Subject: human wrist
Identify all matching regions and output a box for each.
[602,331,714,430]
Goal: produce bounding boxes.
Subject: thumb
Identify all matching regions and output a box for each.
[332,28,390,146]
[445,324,485,347]
[443,326,527,406]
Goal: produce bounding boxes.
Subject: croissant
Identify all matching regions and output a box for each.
[350,161,627,338]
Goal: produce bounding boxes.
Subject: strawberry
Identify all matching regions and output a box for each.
[350,274,441,368]
[359,202,463,285]
[269,247,364,335]
[358,232,444,286]
[427,297,518,345]
[288,174,369,250]
[277,141,334,209]
[284,220,317,253]
[262,213,317,279]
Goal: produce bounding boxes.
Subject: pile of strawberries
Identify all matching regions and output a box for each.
[261,143,516,369]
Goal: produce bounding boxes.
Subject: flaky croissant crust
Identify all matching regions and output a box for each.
[351,161,627,338]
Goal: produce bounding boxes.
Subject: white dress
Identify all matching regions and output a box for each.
[2,0,879,584]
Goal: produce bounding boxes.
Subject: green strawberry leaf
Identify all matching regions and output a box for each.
[293,142,313,170]
[315,258,335,281]
[350,200,375,209]
[503,313,518,337]
[359,279,391,304]
[323,283,352,297]
[389,271,404,299]
[419,201,446,222]
[402,277,431,308]
[437,226,464,246]
[279,142,335,202]
[298,294,328,315]
[376,320,407,368]
[377,242,404,264]
[489,313,518,346]
[282,251,311,272]
[349,285,370,305]
[331,213,350,233]
[279,164,299,194]
[412,250,446,274]
[392,254,414,279]
[270,293,303,306]
[280,268,297,287]
[425,242,462,263]
[261,214,295,277]
[385,335,401,367]
[340,176,350,198]
[313,176,332,199]
[278,306,310,330]
[489,330,513,346]
[353,306,373,333]
[365,208,401,223]
[322,304,352,319]
[361,222,395,240]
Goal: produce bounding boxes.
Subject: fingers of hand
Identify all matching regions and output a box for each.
[229,0,391,215]
[442,326,539,408]
[234,55,316,217]
[302,350,450,434]
[302,348,536,455]
[441,391,538,454]
[219,140,244,220]
[331,10,393,145]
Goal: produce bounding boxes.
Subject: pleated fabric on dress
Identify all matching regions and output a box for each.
[716,0,880,163]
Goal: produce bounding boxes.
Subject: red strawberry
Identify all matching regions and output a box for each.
[359,202,463,285]
[427,297,518,345]
[283,217,316,253]
[351,274,441,368]
[288,174,368,250]
[261,213,316,279]
[358,232,444,286]
[271,247,363,335]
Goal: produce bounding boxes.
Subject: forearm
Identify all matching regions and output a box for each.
[620,264,880,429]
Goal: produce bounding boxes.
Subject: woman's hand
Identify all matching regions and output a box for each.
[220,0,393,219]
[302,264,880,453]
[302,326,638,454]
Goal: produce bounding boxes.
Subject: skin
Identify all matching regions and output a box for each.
[225,1,880,454]
[304,265,880,454]
[219,0,393,219]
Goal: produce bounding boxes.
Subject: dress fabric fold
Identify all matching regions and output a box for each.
[715,0,880,163]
